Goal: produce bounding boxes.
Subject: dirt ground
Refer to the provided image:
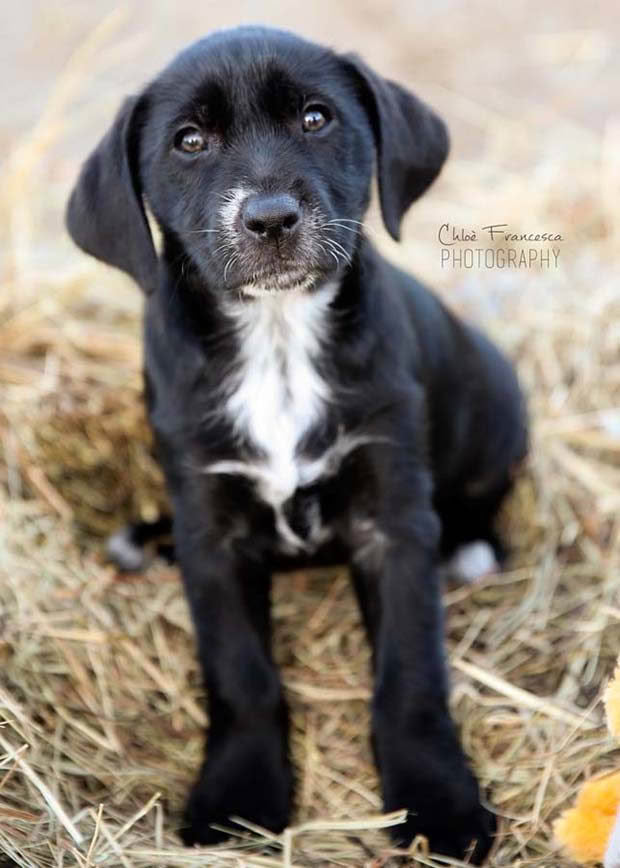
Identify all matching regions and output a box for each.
[1,1,620,866]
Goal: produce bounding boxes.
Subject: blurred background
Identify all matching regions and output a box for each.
[1,2,619,866]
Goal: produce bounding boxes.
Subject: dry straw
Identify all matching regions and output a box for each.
[1,12,620,868]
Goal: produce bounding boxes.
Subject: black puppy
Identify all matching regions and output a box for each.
[66,27,527,863]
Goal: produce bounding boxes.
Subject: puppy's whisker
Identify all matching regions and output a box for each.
[321,243,340,268]
[323,218,380,239]
[322,236,352,266]
[325,246,351,267]
[315,241,331,263]
[223,253,239,283]
[322,223,361,236]
[213,242,236,260]
[322,234,351,259]
[316,244,342,271]
[322,225,362,241]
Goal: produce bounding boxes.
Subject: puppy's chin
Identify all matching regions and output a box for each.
[232,268,324,299]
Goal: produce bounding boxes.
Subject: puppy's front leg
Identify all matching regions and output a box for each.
[174,509,293,845]
[350,509,496,863]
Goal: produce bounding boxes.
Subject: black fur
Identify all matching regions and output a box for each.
[66,26,527,863]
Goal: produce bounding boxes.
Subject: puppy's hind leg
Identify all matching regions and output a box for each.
[106,514,174,571]
[435,470,521,584]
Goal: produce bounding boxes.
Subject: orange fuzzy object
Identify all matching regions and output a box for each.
[554,772,620,863]
[554,662,620,864]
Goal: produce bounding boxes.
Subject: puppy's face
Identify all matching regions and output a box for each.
[141,30,375,296]
[67,27,449,298]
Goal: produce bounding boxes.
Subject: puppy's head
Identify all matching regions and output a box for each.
[67,27,448,298]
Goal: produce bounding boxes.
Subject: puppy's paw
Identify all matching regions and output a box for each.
[444,540,499,584]
[390,795,496,864]
[383,752,495,864]
[106,527,147,572]
[179,752,293,846]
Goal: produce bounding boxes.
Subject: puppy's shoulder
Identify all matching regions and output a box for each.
[364,246,456,351]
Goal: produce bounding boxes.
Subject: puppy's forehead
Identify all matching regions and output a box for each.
[154,28,345,120]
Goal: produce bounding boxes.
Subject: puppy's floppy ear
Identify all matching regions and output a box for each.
[342,54,449,241]
[66,95,157,293]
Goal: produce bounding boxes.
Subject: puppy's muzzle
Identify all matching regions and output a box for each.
[241,193,301,242]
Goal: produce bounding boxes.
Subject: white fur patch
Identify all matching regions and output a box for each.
[350,517,389,569]
[222,282,336,503]
[219,186,250,235]
[200,283,339,550]
[106,528,145,572]
[199,281,391,552]
[445,540,498,583]
[240,274,318,295]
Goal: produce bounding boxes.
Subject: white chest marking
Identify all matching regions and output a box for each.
[201,282,388,552]
[221,283,336,508]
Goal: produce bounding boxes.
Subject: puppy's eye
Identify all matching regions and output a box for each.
[175,127,207,153]
[302,105,330,133]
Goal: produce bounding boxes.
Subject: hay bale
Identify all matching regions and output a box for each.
[1,9,620,867]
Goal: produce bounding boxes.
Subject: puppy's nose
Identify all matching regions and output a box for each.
[241,194,301,240]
